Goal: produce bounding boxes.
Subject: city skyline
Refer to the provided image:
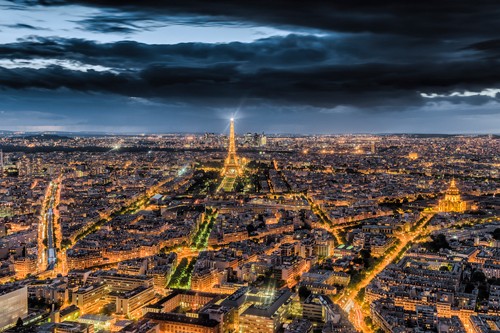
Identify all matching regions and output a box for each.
[1,1,500,133]
[0,118,498,332]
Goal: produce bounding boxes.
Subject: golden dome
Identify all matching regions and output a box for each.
[446,178,460,196]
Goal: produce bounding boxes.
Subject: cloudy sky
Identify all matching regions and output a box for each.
[1,0,500,134]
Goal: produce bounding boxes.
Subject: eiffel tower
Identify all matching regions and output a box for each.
[223,118,241,176]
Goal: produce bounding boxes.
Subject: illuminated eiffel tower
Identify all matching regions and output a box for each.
[223,118,241,176]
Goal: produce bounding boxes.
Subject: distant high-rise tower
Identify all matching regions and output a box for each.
[259,133,267,147]
[223,118,241,175]
[371,142,376,154]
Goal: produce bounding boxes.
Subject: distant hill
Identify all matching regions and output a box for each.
[379,133,499,138]
[22,134,73,141]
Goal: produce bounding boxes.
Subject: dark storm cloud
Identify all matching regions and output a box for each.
[4,23,48,30]
[71,10,253,34]
[3,0,500,108]
[0,32,476,70]
[1,55,499,109]
[464,39,500,60]
[76,18,139,34]
[10,0,500,39]
[1,32,500,109]
[0,35,337,69]
[2,0,500,133]
[74,13,171,34]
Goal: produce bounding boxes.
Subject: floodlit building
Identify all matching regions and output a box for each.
[238,288,294,333]
[71,283,108,314]
[53,321,95,333]
[469,314,500,333]
[14,255,38,279]
[145,312,220,333]
[113,285,156,319]
[77,314,115,332]
[438,179,469,213]
[302,294,338,324]
[117,319,159,333]
[0,284,28,332]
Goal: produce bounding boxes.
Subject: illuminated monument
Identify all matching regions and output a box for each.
[438,179,468,213]
[219,118,242,192]
[222,118,241,176]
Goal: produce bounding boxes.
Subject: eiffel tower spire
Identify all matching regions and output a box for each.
[229,118,236,156]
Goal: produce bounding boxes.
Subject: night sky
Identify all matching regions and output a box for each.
[1,0,500,134]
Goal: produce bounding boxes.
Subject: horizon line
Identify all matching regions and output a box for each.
[0,130,498,137]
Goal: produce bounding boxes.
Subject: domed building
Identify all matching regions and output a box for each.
[438,179,469,213]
